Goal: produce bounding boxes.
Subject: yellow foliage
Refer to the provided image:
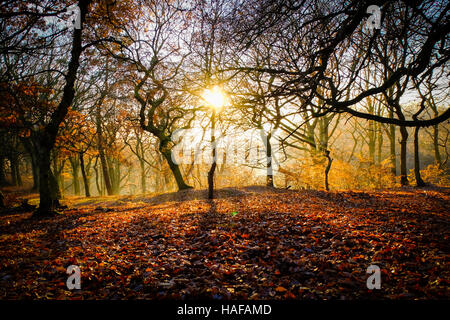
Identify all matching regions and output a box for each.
[329,157,396,190]
[409,163,450,186]
[284,154,398,190]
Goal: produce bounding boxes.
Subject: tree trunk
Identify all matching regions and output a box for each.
[34,0,90,216]
[368,121,376,162]
[0,156,7,186]
[69,156,80,195]
[96,115,113,195]
[260,131,274,187]
[9,154,22,186]
[110,158,121,194]
[16,159,23,186]
[36,143,58,213]
[208,111,217,199]
[52,152,64,199]
[161,149,192,191]
[30,153,39,191]
[208,160,216,199]
[414,127,426,187]
[139,159,146,194]
[49,166,61,202]
[21,138,39,190]
[94,158,102,196]
[432,125,442,168]
[388,114,397,176]
[79,152,91,197]
[377,122,383,164]
[266,141,274,187]
[98,148,113,195]
[399,125,409,186]
[324,150,333,191]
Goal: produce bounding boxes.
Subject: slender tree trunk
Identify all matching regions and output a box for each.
[9,155,21,186]
[208,111,216,199]
[163,170,170,191]
[139,159,146,194]
[389,115,397,176]
[61,170,65,195]
[52,152,63,199]
[377,122,383,164]
[111,158,121,194]
[377,123,383,187]
[16,159,23,186]
[266,140,274,187]
[69,156,80,195]
[260,131,274,187]
[432,125,442,168]
[324,150,333,191]
[208,161,216,199]
[79,152,91,197]
[368,121,376,162]
[30,153,39,191]
[414,127,426,187]
[100,166,105,195]
[21,138,39,190]
[196,163,202,189]
[217,150,226,174]
[97,126,113,195]
[99,149,113,195]
[94,159,102,196]
[399,125,409,186]
[0,156,7,186]
[9,158,16,186]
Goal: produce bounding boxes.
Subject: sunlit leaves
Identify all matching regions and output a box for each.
[0,187,448,299]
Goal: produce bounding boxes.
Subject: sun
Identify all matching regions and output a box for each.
[202,86,227,111]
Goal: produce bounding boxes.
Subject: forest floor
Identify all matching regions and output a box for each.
[0,186,448,300]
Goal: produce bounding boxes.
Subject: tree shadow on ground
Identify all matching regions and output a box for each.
[75,186,290,208]
[0,208,101,236]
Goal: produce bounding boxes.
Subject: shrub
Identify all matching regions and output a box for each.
[409,163,450,186]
